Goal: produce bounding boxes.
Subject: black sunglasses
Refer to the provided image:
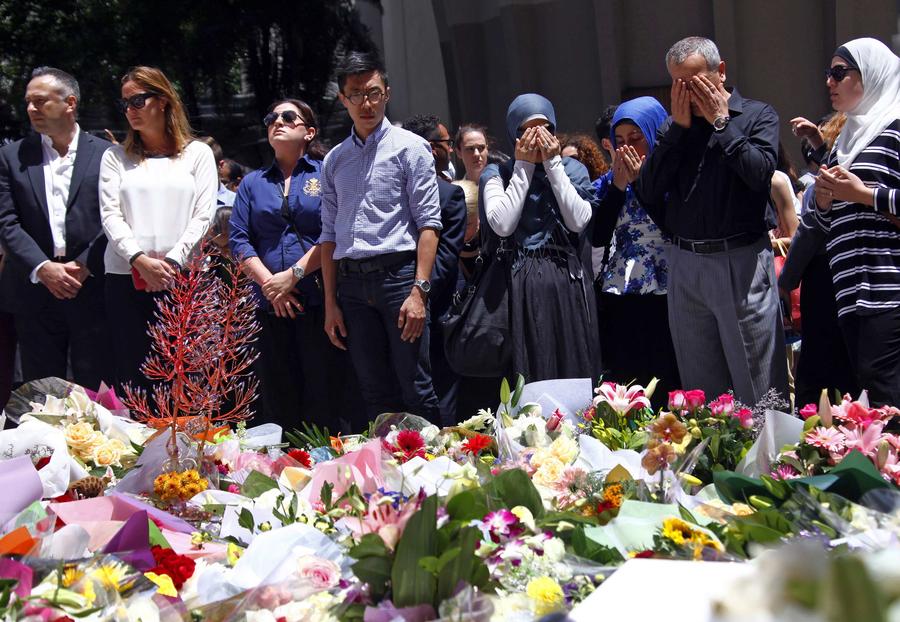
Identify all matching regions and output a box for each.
[825,65,859,82]
[263,110,307,128]
[116,92,157,113]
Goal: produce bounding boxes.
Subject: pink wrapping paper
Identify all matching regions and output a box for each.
[0,456,44,527]
[299,440,384,503]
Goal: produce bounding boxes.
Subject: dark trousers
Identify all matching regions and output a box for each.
[15,276,110,391]
[794,255,857,407]
[0,311,16,409]
[338,259,440,422]
[254,304,365,434]
[598,291,680,411]
[430,319,460,426]
[840,306,900,408]
[105,274,164,392]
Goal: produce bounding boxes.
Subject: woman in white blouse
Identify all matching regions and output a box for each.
[479,93,600,381]
[99,66,217,390]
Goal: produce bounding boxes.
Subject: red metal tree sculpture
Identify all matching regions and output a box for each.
[123,245,260,465]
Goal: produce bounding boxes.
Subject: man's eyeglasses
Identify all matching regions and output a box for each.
[263,110,307,128]
[429,137,454,148]
[825,65,859,82]
[116,92,157,113]
[344,89,385,106]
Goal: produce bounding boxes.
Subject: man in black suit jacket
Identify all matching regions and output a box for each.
[0,67,111,390]
[402,115,466,424]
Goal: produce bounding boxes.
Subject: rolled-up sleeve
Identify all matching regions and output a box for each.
[319,153,337,244]
[405,143,442,231]
[228,173,258,261]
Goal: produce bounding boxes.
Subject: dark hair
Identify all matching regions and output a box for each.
[197,136,224,163]
[267,98,328,160]
[487,150,510,167]
[31,66,80,102]
[560,133,609,180]
[220,159,245,184]
[402,114,442,139]
[594,105,618,146]
[210,206,232,238]
[776,142,803,194]
[454,123,488,149]
[336,50,388,93]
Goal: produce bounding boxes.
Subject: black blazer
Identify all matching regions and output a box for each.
[431,178,467,320]
[0,130,110,312]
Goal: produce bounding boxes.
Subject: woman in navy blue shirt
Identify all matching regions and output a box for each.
[230,99,359,432]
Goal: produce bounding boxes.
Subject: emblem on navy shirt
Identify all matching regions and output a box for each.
[303,178,321,197]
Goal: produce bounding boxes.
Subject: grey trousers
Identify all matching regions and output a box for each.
[667,237,788,405]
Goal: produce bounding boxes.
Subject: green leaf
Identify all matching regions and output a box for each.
[500,377,511,405]
[321,481,334,509]
[241,470,278,498]
[349,533,391,559]
[571,525,624,564]
[511,374,525,408]
[713,470,770,504]
[351,555,392,601]
[678,503,698,524]
[484,468,545,518]
[446,488,488,522]
[238,507,255,532]
[391,495,438,608]
[437,527,480,602]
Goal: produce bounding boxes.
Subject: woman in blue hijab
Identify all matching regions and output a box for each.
[592,96,680,405]
[480,93,601,382]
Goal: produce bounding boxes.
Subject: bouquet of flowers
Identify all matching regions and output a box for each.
[582,381,656,451]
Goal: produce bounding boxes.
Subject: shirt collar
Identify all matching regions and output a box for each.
[351,117,391,148]
[40,123,80,156]
[264,153,317,179]
[726,87,745,115]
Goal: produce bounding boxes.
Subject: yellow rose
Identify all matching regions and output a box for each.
[532,456,565,488]
[64,421,100,451]
[549,435,578,465]
[92,440,123,467]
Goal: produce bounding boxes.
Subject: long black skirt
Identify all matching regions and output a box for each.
[508,252,600,383]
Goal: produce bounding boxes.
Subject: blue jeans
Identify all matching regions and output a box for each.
[338,260,440,421]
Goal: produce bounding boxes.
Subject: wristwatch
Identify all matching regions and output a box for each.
[413,278,431,295]
[291,263,305,281]
[713,115,731,132]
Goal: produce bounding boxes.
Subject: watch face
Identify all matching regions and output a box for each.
[416,279,431,293]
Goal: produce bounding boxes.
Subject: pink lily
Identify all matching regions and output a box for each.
[593,382,650,416]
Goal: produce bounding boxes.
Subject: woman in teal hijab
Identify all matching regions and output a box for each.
[592,96,680,406]
[479,93,601,382]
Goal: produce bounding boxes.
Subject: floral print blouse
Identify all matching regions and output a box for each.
[601,193,671,295]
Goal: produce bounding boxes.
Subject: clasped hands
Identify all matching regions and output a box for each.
[670,74,729,129]
[813,165,874,211]
[261,266,304,319]
[515,126,560,164]
[37,260,89,299]
[612,145,644,191]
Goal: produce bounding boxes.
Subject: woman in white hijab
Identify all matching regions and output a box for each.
[812,37,900,407]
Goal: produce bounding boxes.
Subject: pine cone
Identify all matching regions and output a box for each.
[67,476,109,499]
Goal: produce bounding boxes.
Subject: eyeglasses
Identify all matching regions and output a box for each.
[344,89,385,106]
[429,137,454,148]
[825,65,859,82]
[116,92,157,113]
[263,110,307,128]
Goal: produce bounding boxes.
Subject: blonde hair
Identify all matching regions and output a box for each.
[121,66,194,162]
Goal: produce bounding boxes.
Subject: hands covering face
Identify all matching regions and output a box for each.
[612,145,645,191]
[670,74,729,129]
[515,126,560,163]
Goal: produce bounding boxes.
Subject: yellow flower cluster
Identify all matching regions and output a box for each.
[526,576,565,616]
[661,517,724,559]
[64,421,130,467]
[531,436,578,487]
[153,469,208,502]
[603,483,624,508]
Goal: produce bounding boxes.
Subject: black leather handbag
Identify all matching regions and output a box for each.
[441,239,511,378]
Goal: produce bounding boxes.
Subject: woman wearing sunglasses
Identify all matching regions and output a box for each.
[229,99,359,431]
[811,38,900,407]
[99,66,217,390]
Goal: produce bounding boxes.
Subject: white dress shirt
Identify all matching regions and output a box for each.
[30,125,80,283]
[99,141,218,275]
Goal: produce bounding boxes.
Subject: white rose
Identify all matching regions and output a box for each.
[532,457,565,487]
[66,389,94,416]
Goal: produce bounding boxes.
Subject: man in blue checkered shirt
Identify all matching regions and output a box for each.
[319,51,443,422]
